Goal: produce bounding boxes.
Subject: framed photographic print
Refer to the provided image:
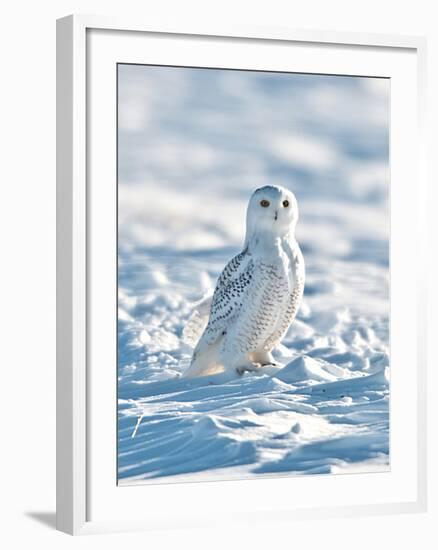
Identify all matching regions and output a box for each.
[56,15,428,535]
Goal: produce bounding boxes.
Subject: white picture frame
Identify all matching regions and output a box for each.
[56,14,428,535]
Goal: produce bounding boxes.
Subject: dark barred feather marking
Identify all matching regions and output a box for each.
[262,275,305,350]
[203,249,254,344]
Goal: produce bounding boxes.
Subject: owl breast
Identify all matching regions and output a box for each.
[226,255,301,356]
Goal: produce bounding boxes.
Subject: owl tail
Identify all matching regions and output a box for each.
[182,293,213,348]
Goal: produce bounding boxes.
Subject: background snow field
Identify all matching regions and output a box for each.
[117,65,390,484]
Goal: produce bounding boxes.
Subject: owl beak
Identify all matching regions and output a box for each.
[274,211,278,221]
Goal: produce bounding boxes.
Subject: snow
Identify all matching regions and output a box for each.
[117,65,389,484]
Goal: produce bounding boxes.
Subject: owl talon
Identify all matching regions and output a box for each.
[236,363,262,375]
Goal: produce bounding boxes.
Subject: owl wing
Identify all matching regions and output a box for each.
[194,249,254,350]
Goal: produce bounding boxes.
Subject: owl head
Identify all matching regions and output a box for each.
[244,185,299,248]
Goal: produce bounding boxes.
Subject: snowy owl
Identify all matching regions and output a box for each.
[183,185,305,378]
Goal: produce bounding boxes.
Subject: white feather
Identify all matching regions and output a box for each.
[182,293,213,348]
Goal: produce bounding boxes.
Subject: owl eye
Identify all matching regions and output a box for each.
[260,199,270,208]
[282,200,289,208]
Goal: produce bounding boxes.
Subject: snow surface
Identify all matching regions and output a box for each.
[117,65,389,484]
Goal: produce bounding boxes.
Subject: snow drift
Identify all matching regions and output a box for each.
[117,65,389,484]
